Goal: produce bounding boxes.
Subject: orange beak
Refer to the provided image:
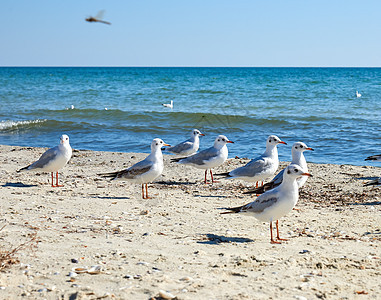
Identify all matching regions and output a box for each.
[279,141,287,145]
[163,143,171,147]
[306,147,314,151]
[227,141,234,144]
[200,133,205,136]
[301,172,312,177]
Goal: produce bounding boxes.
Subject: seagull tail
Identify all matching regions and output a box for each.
[17,165,30,173]
[98,171,119,179]
[365,157,375,161]
[170,157,184,163]
[220,205,244,214]
[243,181,278,195]
[214,172,231,177]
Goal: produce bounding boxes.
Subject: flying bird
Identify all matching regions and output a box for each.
[18,134,72,187]
[221,164,312,244]
[85,10,111,25]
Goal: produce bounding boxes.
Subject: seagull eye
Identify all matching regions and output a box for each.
[294,169,298,172]
[287,170,291,174]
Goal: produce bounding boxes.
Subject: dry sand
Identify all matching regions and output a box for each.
[0,144,380,299]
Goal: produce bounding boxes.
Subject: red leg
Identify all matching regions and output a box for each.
[141,184,145,199]
[276,220,288,241]
[51,172,54,187]
[145,184,151,199]
[210,170,219,183]
[270,222,281,244]
[255,181,258,188]
[204,170,208,184]
[55,172,63,187]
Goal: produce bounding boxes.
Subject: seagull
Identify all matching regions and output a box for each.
[98,138,170,199]
[365,154,381,162]
[171,135,234,183]
[245,142,314,195]
[162,100,173,109]
[364,178,381,187]
[166,129,205,157]
[17,134,72,187]
[216,135,286,188]
[85,10,111,25]
[356,91,362,98]
[221,164,312,244]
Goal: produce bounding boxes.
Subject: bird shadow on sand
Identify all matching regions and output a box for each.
[348,201,381,206]
[2,182,38,188]
[155,180,197,186]
[355,176,379,181]
[91,196,130,200]
[197,233,254,245]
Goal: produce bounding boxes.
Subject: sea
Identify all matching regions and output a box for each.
[0,67,380,166]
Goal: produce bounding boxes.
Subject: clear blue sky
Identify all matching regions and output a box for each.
[1,0,380,67]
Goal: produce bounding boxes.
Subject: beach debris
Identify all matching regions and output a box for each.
[71,265,102,275]
[158,290,176,299]
[85,10,111,25]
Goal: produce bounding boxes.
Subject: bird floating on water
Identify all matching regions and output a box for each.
[162,100,173,109]
[356,91,361,98]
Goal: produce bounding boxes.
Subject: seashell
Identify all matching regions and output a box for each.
[87,265,102,275]
[72,267,88,274]
[68,271,78,277]
[159,290,176,299]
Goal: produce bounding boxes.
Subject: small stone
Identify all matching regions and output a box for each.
[71,259,79,263]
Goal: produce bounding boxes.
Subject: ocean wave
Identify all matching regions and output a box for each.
[0,119,47,131]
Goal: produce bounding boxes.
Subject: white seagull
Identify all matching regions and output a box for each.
[171,135,234,183]
[217,135,287,188]
[162,100,173,109]
[17,134,72,187]
[99,138,170,199]
[365,154,381,162]
[221,164,312,244]
[356,91,362,98]
[166,129,205,157]
[245,142,314,195]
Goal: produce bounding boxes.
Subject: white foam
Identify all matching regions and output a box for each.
[0,119,47,130]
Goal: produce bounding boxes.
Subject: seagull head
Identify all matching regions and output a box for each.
[152,138,170,151]
[292,142,314,153]
[284,164,312,179]
[60,134,70,145]
[267,135,287,146]
[214,135,234,149]
[192,129,205,137]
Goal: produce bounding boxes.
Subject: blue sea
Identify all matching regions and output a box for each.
[0,67,380,166]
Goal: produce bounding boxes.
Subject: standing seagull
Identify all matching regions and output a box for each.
[217,135,286,188]
[365,154,381,162]
[171,135,234,183]
[166,129,205,157]
[221,164,312,244]
[98,138,170,199]
[245,142,314,195]
[18,134,72,187]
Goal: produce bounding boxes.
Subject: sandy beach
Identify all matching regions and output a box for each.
[0,144,380,299]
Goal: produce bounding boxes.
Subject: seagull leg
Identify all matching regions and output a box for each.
[145,184,151,199]
[276,220,288,241]
[270,222,281,244]
[204,170,209,184]
[54,172,63,187]
[210,170,219,183]
[141,184,145,199]
[255,181,258,188]
[51,172,54,187]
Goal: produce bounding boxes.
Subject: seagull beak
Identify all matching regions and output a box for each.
[306,147,314,151]
[227,141,234,144]
[301,172,312,177]
[163,143,171,147]
[279,141,287,145]
[200,133,205,136]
